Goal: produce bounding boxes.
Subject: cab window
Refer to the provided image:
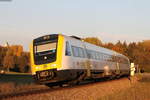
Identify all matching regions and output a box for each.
[65,41,71,56]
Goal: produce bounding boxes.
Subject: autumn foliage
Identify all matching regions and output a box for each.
[84,37,102,46]
[0,45,30,73]
[0,38,150,73]
[84,37,150,72]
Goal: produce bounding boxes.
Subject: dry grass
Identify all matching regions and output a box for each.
[0,82,47,95]
[1,74,150,100]
[3,77,133,100]
[98,73,150,100]
[0,83,16,94]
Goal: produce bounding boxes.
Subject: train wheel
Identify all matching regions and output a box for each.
[68,80,79,86]
[109,76,115,80]
[116,75,121,79]
[45,82,62,88]
[45,83,53,88]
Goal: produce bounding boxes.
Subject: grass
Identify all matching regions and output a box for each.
[0,73,47,96]
[98,73,150,100]
[0,73,150,100]
[0,73,45,96]
[0,82,47,95]
[5,71,32,75]
[0,73,34,85]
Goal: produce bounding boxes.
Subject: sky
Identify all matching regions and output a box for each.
[0,0,150,51]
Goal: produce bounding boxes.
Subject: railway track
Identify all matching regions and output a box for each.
[0,77,132,100]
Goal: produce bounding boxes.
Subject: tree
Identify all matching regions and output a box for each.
[112,41,126,55]
[103,42,114,49]
[0,44,31,73]
[10,45,23,56]
[0,47,7,67]
[3,55,15,71]
[84,37,102,46]
[17,52,30,73]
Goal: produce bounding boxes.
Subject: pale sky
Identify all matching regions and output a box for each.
[0,0,150,51]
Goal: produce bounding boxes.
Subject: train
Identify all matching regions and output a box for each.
[30,34,130,87]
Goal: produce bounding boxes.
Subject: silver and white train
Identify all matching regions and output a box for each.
[30,34,130,86]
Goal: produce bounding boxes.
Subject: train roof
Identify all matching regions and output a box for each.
[62,34,128,59]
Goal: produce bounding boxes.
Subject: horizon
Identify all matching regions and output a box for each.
[0,33,149,52]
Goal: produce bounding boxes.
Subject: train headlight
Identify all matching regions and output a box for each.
[51,64,57,67]
[36,66,39,69]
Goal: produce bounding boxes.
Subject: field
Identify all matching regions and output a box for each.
[0,73,34,85]
[0,73,150,100]
[0,73,46,96]
[99,73,150,100]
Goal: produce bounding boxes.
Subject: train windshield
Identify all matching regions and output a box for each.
[33,35,58,65]
[35,42,57,53]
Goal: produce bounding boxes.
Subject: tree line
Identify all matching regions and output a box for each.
[84,37,150,72]
[0,38,149,73]
[0,45,30,73]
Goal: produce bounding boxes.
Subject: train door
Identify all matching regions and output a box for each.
[83,44,91,77]
[63,40,73,69]
[115,56,120,74]
[112,53,120,75]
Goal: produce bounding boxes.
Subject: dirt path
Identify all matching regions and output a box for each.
[2,77,138,100]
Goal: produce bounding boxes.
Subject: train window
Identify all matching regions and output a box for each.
[83,49,88,58]
[78,47,85,58]
[103,54,106,60]
[99,53,102,60]
[34,41,57,65]
[91,50,95,59]
[98,52,102,60]
[106,55,109,61]
[82,48,86,58]
[95,52,99,60]
[65,41,71,56]
[35,42,56,53]
[111,55,115,62]
[78,48,82,57]
[108,55,112,61]
[72,46,78,57]
[98,52,101,60]
[93,51,97,60]
[100,53,104,60]
[104,54,108,61]
[86,49,102,60]
[86,50,91,59]
[90,51,94,59]
[109,55,113,61]
[102,53,105,60]
[89,50,97,60]
[71,46,88,58]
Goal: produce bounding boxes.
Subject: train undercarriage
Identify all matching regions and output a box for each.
[33,69,130,87]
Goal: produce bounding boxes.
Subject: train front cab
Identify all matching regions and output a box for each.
[30,34,70,84]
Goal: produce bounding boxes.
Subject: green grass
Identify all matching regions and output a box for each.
[0,73,34,85]
[0,73,37,95]
[5,71,32,75]
[98,73,150,100]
